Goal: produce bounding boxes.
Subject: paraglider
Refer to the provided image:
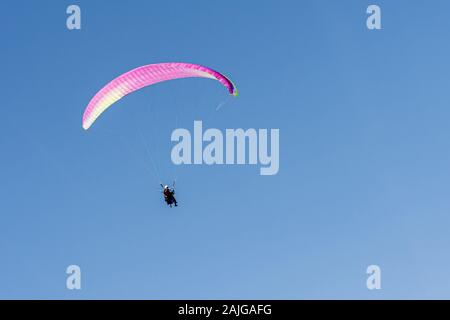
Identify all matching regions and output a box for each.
[161,184,178,208]
[82,62,238,208]
[82,62,238,130]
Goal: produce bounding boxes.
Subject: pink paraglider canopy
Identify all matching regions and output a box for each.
[82,62,238,130]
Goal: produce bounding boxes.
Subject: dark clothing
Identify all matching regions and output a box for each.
[163,188,178,207]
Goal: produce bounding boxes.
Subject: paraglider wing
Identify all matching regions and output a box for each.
[82,62,238,130]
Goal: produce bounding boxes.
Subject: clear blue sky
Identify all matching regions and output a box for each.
[1,0,450,299]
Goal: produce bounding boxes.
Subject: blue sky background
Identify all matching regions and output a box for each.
[1,0,450,299]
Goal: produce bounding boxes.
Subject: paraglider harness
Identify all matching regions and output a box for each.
[161,184,178,207]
